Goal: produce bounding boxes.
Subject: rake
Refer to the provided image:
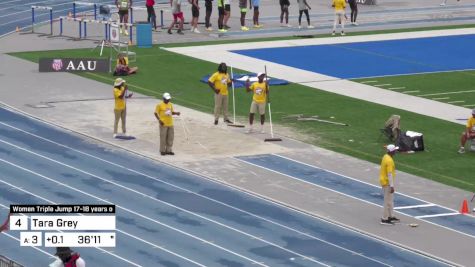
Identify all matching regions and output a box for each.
[227,66,245,128]
[264,65,282,142]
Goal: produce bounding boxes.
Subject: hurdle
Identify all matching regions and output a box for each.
[73,1,98,20]
[58,16,133,43]
[28,6,53,36]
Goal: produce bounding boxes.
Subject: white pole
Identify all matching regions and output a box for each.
[268,102,275,138]
[231,66,236,123]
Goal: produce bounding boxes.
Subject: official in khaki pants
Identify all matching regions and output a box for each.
[379,144,400,225]
[208,62,233,125]
[154,93,180,156]
[113,78,133,138]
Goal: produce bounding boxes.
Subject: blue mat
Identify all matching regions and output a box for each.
[231,34,475,79]
[201,73,289,88]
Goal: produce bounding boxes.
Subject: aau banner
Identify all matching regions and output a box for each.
[39,58,110,72]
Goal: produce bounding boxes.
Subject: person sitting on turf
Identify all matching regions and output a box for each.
[114,53,138,76]
[458,109,475,153]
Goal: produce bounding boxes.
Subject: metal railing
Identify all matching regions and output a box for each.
[0,256,24,267]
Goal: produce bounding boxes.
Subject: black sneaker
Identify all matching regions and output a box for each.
[177,30,184,35]
[214,120,218,125]
[224,119,233,124]
[160,152,167,156]
[389,217,400,223]
[380,219,395,225]
[167,152,175,155]
[167,29,172,34]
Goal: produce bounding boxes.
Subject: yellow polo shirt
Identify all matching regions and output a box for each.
[333,0,346,11]
[250,81,267,104]
[114,86,126,110]
[155,102,174,127]
[466,117,475,131]
[208,72,230,96]
[379,154,395,186]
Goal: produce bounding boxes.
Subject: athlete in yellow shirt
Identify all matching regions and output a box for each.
[154,93,180,156]
[113,78,133,138]
[208,63,233,125]
[245,72,268,134]
[459,109,475,153]
[332,0,346,36]
[379,144,399,225]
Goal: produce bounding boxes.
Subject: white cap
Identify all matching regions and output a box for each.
[114,78,125,86]
[163,92,171,100]
[386,144,399,152]
[257,72,265,77]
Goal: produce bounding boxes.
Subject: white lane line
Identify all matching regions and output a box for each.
[373,84,392,87]
[416,213,460,219]
[447,100,465,104]
[394,204,436,210]
[462,104,475,107]
[0,179,204,267]
[401,90,420,94]
[432,97,450,100]
[387,87,406,90]
[417,90,475,97]
[0,158,267,267]
[0,126,388,266]
[0,139,331,267]
[360,80,378,84]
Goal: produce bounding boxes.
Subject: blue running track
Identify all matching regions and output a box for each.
[0,107,453,266]
[232,34,475,79]
[237,154,475,239]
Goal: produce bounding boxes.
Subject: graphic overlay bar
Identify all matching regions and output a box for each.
[9,215,28,231]
[44,232,116,247]
[20,232,42,247]
[10,205,115,214]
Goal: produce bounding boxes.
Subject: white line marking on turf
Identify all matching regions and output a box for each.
[462,104,475,107]
[447,100,465,104]
[373,84,392,87]
[401,90,420,94]
[388,87,406,90]
[394,204,436,210]
[360,80,378,84]
[0,180,204,267]
[0,158,267,267]
[432,97,450,100]
[416,213,460,219]
[417,90,475,97]
[0,139,332,267]
[0,125,389,266]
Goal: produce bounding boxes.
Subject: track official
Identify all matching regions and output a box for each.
[208,62,232,125]
[155,93,180,156]
[113,78,133,138]
[379,144,400,225]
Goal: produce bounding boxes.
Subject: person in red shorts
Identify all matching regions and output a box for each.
[167,0,184,35]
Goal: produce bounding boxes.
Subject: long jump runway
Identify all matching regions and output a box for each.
[0,108,454,267]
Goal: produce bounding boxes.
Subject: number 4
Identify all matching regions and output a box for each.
[15,219,21,227]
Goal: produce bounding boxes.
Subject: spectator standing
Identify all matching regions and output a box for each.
[239,0,249,31]
[223,0,231,29]
[332,0,346,35]
[297,0,313,29]
[251,0,262,28]
[146,0,157,30]
[168,0,184,34]
[115,0,132,35]
[279,0,291,27]
[245,72,268,134]
[205,0,213,31]
[458,109,475,153]
[49,247,86,267]
[113,78,133,138]
[190,0,201,33]
[348,0,358,25]
[217,0,226,32]
[154,93,180,156]
[208,63,233,125]
[379,144,400,225]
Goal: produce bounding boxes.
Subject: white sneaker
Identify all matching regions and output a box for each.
[113,134,118,138]
[245,127,253,134]
[280,23,285,27]
[194,28,201,33]
[307,25,315,29]
[124,30,129,36]
[260,125,265,134]
[332,31,336,36]
[353,22,359,26]
[298,25,302,29]
[286,24,292,27]
[440,2,446,6]
[206,27,213,31]
[458,147,465,154]
[341,31,345,36]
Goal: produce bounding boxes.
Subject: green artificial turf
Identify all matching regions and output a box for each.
[354,71,475,109]
[11,33,475,192]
